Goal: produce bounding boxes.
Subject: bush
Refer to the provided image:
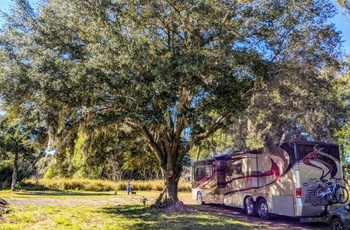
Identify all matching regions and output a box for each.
[21,178,192,192]
[0,161,13,190]
[44,167,55,179]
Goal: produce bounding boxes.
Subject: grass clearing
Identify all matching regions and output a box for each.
[0,190,253,230]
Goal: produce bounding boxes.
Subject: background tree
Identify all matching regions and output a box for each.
[0,111,43,191]
[190,0,344,156]
[0,0,343,207]
[334,62,350,181]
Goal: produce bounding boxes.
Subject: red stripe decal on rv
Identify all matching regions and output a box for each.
[224,158,280,195]
[302,148,333,179]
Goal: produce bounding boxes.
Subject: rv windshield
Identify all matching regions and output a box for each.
[296,144,340,161]
[193,159,215,182]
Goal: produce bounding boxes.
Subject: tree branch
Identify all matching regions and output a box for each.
[125,119,165,166]
[179,111,231,159]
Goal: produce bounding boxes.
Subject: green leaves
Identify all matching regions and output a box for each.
[0,111,38,166]
[0,0,345,185]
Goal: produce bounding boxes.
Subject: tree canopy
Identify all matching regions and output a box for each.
[0,0,345,204]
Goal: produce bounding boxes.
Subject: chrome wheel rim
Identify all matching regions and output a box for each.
[331,221,342,230]
[259,202,268,217]
[246,198,254,215]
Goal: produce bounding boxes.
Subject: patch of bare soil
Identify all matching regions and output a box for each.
[161,201,187,216]
[5,196,139,210]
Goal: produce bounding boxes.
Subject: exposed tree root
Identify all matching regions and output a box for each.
[0,198,9,217]
[0,198,8,206]
[151,187,187,215]
[152,187,167,209]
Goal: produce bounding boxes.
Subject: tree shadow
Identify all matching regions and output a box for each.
[14,182,120,197]
[99,204,251,230]
[14,189,114,197]
[100,203,329,230]
[17,182,52,191]
[186,204,329,230]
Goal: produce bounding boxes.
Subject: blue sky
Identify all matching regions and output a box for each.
[332,4,350,54]
[0,0,350,53]
[0,0,11,12]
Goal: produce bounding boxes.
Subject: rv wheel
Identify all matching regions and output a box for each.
[244,197,256,216]
[257,199,271,220]
[197,192,205,205]
[330,218,345,230]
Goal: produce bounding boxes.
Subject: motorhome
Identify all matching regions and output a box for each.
[192,141,345,220]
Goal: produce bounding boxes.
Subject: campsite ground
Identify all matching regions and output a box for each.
[0,190,329,229]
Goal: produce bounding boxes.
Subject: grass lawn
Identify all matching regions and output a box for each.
[0,190,253,230]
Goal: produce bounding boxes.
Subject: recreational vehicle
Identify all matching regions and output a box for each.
[192,141,345,220]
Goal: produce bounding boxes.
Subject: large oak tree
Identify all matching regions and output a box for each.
[0,0,342,206]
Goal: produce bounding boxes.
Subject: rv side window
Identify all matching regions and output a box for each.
[232,163,242,175]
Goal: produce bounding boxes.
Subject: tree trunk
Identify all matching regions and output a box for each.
[154,166,182,208]
[165,175,180,203]
[11,152,19,191]
[126,120,186,210]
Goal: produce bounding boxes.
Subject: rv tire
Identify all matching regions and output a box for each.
[257,198,271,220]
[244,196,256,216]
[197,192,205,205]
[330,218,345,230]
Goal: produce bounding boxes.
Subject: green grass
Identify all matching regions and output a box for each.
[0,190,253,230]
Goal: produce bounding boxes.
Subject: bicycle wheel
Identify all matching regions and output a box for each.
[334,185,349,204]
[308,190,318,206]
[315,186,328,206]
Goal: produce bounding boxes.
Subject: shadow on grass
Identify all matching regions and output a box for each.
[99,204,251,230]
[13,183,114,197]
[15,190,115,197]
[193,204,330,230]
[99,203,330,230]
[17,182,51,191]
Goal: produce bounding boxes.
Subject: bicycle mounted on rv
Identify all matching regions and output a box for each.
[308,178,349,206]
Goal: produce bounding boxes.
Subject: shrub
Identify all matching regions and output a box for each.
[21,178,192,192]
[0,161,13,190]
[44,167,55,179]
